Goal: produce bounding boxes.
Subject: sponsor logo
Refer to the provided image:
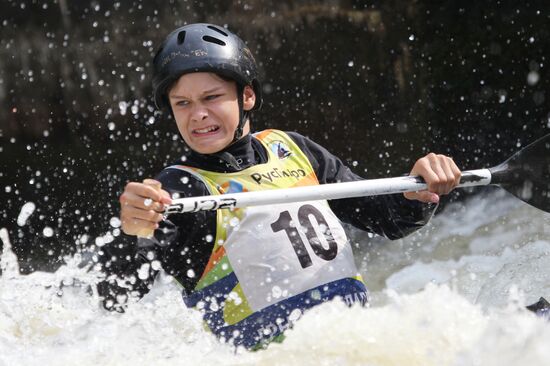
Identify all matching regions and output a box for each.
[256,309,301,343]
[165,197,237,214]
[251,167,306,185]
[256,319,292,343]
[220,180,247,194]
[343,291,369,306]
[161,50,208,67]
[269,140,292,160]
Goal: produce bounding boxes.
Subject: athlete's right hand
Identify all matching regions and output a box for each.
[119,179,172,236]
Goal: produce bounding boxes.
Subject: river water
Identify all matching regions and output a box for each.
[1,188,550,366]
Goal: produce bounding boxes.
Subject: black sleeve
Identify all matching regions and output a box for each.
[94,234,158,312]
[96,168,216,311]
[286,131,436,240]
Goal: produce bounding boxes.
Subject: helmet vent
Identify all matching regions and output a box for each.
[207,25,228,37]
[203,35,226,46]
[177,31,186,45]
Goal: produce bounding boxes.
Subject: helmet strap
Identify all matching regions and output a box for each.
[233,84,247,142]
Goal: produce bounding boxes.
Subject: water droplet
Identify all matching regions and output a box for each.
[527,71,540,86]
[138,263,151,280]
[119,101,128,115]
[271,286,282,298]
[109,217,121,228]
[209,300,219,311]
[95,237,105,247]
[17,202,36,226]
[43,227,54,237]
[288,308,302,322]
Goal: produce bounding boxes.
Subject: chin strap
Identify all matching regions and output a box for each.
[220,84,251,169]
[233,84,248,142]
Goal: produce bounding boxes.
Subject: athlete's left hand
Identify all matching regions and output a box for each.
[404,153,461,203]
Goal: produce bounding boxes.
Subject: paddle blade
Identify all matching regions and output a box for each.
[489,134,550,213]
[526,297,550,319]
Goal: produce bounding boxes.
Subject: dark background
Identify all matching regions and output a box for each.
[1,0,549,273]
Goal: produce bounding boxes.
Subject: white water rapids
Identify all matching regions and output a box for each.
[1,189,550,366]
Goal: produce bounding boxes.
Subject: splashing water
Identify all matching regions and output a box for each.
[1,190,550,365]
[1,228,19,278]
[16,202,36,227]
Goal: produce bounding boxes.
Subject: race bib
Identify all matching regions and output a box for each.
[223,200,359,311]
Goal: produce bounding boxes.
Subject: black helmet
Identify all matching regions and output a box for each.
[152,23,262,112]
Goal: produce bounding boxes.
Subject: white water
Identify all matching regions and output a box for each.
[1,189,550,366]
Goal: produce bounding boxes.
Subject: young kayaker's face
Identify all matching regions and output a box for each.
[168,72,256,154]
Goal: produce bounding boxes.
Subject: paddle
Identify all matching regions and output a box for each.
[165,134,550,215]
[527,297,550,319]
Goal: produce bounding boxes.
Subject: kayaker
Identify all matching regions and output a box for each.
[112,23,461,349]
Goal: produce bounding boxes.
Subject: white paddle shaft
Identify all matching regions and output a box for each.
[165,169,491,214]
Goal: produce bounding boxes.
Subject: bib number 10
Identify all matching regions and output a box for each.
[270,204,338,269]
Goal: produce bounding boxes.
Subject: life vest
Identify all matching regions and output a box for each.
[168,129,368,349]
